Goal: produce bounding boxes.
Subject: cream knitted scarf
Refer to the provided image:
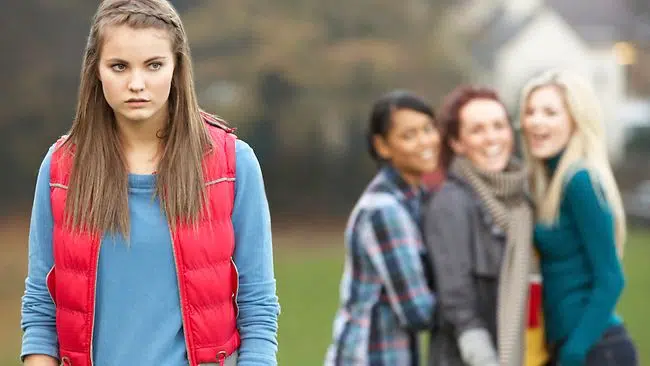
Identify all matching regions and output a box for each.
[450,156,532,366]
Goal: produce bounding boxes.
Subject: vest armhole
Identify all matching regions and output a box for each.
[50,136,70,187]
[200,110,237,177]
[225,133,237,177]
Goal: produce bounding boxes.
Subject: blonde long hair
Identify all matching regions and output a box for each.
[519,69,627,256]
[63,0,212,236]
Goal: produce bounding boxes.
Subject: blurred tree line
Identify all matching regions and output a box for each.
[0,0,465,217]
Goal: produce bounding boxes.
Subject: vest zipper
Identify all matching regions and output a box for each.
[169,227,194,366]
[89,240,100,366]
[217,350,227,366]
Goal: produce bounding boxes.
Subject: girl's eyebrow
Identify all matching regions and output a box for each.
[105,56,168,63]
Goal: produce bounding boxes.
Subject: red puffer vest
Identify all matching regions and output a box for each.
[46,114,240,366]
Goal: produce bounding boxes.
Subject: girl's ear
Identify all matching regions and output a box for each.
[373,134,392,161]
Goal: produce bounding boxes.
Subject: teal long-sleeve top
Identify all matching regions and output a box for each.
[534,155,625,366]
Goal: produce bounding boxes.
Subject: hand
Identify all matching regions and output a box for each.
[457,328,499,366]
[23,354,59,366]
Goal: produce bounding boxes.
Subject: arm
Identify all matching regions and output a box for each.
[361,199,435,331]
[21,146,59,364]
[422,185,498,366]
[232,140,280,365]
[559,170,625,366]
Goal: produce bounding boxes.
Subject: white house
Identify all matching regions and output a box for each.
[443,0,648,164]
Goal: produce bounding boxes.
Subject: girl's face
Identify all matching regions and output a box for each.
[374,109,440,185]
[451,98,513,172]
[98,25,175,127]
[522,85,574,159]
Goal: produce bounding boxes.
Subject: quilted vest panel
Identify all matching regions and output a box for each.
[48,116,240,366]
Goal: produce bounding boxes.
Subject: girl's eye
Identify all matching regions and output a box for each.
[149,62,162,70]
[495,120,508,129]
[111,64,126,72]
[543,108,557,116]
[401,131,416,140]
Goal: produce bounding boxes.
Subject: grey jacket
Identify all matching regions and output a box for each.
[423,174,506,366]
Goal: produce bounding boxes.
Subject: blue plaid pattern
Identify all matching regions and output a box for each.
[325,166,435,366]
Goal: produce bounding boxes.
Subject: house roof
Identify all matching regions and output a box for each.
[546,0,650,44]
[470,4,542,69]
[468,0,650,70]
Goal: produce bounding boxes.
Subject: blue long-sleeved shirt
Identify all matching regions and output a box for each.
[21,139,280,365]
[534,156,624,366]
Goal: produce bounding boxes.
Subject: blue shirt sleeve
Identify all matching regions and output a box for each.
[559,169,625,365]
[232,140,280,365]
[21,144,59,361]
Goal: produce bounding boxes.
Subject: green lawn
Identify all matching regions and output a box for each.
[275,228,650,365]
[276,247,344,364]
[1,225,648,365]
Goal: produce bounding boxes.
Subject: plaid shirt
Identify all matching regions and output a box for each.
[325,166,436,366]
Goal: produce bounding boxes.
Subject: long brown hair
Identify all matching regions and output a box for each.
[63,0,212,237]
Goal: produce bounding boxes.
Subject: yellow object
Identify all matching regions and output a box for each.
[525,311,549,366]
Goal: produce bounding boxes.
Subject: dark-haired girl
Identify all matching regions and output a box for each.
[325,90,441,365]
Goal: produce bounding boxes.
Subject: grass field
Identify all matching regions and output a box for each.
[273,225,650,365]
[1,219,648,365]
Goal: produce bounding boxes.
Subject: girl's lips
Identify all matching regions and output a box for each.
[126,100,150,107]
